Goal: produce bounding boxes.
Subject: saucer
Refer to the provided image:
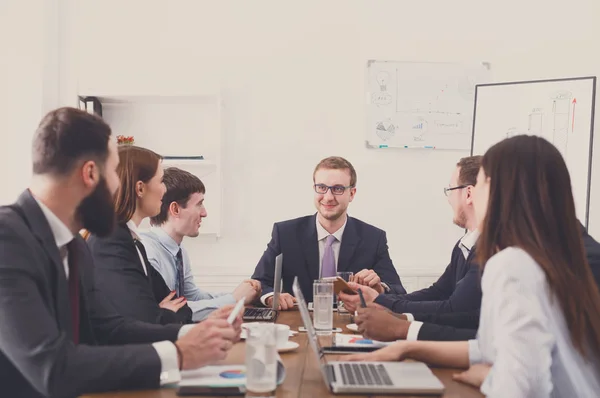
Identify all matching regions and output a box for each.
[346,323,359,332]
[277,341,299,353]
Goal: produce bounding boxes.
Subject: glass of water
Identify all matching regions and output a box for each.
[313,280,334,335]
[245,323,277,396]
[336,272,354,313]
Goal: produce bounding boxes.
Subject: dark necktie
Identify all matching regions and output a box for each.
[175,249,185,297]
[66,240,80,345]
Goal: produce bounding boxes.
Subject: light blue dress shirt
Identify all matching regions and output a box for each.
[140,227,236,321]
[469,247,600,397]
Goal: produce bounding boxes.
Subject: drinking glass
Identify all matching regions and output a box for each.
[336,272,354,313]
[313,280,334,335]
[245,323,277,395]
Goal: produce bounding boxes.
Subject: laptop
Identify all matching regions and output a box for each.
[243,253,282,322]
[292,277,445,395]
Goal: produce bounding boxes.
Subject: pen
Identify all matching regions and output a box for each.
[357,289,367,308]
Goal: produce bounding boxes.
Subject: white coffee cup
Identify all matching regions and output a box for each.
[275,324,290,347]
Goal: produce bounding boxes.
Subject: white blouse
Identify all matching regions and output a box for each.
[469,247,600,397]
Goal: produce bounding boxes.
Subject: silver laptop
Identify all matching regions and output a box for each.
[243,253,282,322]
[292,277,445,395]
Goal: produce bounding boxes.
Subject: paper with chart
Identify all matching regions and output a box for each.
[472,77,596,223]
[334,334,392,348]
[366,61,491,150]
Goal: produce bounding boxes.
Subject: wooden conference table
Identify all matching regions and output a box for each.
[83,310,483,398]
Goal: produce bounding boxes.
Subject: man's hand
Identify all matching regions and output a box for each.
[159,291,187,313]
[266,293,296,310]
[208,304,243,341]
[233,281,260,304]
[355,305,410,341]
[353,269,384,294]
[338,282,379,313]
[175,318,237,370]
[245,279,262,296]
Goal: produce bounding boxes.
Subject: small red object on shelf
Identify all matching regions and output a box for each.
[116,135,135,145]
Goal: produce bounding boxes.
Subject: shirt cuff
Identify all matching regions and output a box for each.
[468,339,483,365]
[178,324,195,338]
[152,341,181,385]
[405,321,423,341]
[260,292,274,306]
[403,313,415,322]
[381,282,390,292]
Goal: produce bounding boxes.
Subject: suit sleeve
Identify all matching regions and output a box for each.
[413,310,481,329]
[374,264,481,314]
[372,231,406,294]
[88,235,184,325]
[251,223,282,302]
[0,234,164,397]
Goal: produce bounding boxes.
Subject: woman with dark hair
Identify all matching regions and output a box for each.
[88,145,192,325]
[347,135,600,396]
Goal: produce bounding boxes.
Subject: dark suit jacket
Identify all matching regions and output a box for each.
[0,190,181,398]
[414,311,479,341]
[251,214,405,303]
[581,222,600,288]
[88,223,192,325]
[410,222,600,341]
[375,241,481,314]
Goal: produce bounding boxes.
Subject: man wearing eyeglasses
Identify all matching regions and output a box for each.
[251,156,406,309]
[339,155,484,341]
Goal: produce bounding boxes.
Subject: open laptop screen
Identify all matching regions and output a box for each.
[272,254,283,310]
[292,277,330,376]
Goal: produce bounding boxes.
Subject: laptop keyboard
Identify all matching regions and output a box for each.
[244,308,274,320]
[339,363,393,386]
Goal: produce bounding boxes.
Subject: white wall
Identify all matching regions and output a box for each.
[5,0,600,291]
[0,0,78,204]
[0,1,45,204]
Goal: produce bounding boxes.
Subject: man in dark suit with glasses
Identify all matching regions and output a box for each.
[251,156,406,309]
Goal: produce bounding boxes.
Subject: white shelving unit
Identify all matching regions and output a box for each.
[79,93,224,238]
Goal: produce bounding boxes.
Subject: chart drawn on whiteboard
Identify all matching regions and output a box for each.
[471,76,596,225]
[372,72,393,107]
[550,90,573,155]
[375,119,396,141]
[366,60,491,150]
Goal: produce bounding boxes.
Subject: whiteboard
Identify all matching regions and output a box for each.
[471,76,597,225]
[366,60,491,150]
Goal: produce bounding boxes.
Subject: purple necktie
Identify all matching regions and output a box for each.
[321,235,337,278]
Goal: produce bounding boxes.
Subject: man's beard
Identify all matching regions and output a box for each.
[76,176,116,237]
[453,208,467,229]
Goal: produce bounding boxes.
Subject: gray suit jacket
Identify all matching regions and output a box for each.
[0,190,182,398]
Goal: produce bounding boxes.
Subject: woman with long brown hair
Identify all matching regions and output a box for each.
[87,145,193,325]
[347,135,600,396]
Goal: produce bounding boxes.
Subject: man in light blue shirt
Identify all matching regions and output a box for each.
[141,167,261,321]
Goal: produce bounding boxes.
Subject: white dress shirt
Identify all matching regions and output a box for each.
[405,229,479,340]
[469,247,600,397]
[126,219,148,276]
[35,198,193,386]
[35,199,74,277]
[260,217,347,305]
[141,227,236,321]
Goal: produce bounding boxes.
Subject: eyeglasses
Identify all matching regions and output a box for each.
[314,184,354,195]
[444,184,470,197]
